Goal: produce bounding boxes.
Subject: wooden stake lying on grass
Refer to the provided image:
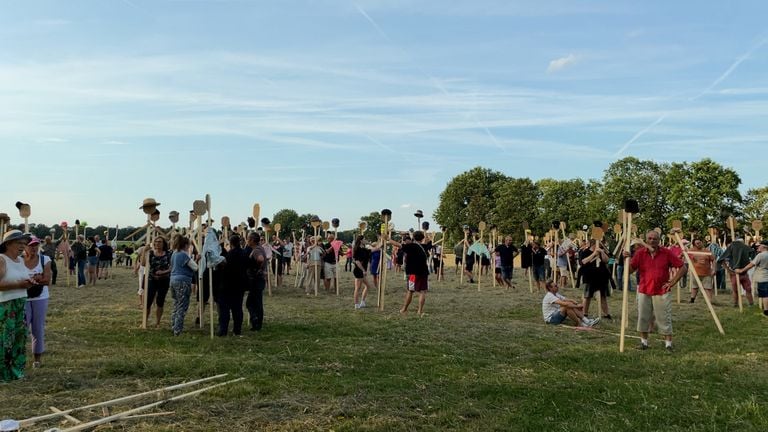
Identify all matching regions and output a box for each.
[19,374,229,428]
[50,378,246,432]
[671,227,725,335]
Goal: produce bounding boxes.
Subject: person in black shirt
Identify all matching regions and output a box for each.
[389,231,432,316]
[322,233,338,292]
[531,242,548,291]
[494,236,519,289]
[218,235,248,336]
[351,235,375,309]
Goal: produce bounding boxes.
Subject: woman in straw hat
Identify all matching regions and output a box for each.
[0,230,38,381]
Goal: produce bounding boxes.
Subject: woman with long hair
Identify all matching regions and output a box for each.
[351,235,375,309]
[147,236,172,328]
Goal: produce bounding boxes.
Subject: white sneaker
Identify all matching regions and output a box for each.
[354,304,360,309]
[359,300,366,308]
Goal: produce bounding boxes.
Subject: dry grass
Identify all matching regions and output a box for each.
[2,263,768,431]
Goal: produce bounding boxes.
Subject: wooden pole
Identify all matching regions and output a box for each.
[205,194,214,339]
[673,230,725,334]
[142,217,151,329]
[727,216,743,313]
[196,213,204,327]
[460,229,468,284]
[619,212,632,353]
[311,222,320,296]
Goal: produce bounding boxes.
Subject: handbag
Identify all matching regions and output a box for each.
[27,255,45,299]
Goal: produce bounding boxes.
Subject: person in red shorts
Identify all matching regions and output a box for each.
[389,231,432,316]
[624,229,686,351]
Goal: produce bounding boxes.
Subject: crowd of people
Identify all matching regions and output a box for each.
[3,220,768,383]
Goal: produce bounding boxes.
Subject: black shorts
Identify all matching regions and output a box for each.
[465,258,475,272]
[353,267,365,279]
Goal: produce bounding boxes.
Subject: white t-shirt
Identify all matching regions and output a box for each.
[542,291,564,322]
[26,254,50,301]
[0,254,30,302]
[751,251,768,283]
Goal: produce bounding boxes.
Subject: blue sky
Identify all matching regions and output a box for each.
[1,0,766,232]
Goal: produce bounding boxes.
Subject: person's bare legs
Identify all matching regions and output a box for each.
[353,279,362,306]
[417,292,426,316]
[600,294,609,316]
[401,291,414,314]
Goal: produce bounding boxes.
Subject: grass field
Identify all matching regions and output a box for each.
[2,262,768,431]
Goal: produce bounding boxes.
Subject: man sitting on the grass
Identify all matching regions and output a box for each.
[542,280,599,327]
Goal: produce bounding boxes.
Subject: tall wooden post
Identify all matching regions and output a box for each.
[620,199,639,353]
[378,209,392,311]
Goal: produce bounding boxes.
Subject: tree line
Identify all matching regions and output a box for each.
[432,157,767,244]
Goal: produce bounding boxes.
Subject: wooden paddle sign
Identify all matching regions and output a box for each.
[672,220,682,230]
[193,200,207,217]
[252,203,260,221]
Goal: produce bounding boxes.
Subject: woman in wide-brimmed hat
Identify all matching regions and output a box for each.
[0,230,38,381]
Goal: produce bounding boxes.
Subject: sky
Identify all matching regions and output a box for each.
[1,0,767,232]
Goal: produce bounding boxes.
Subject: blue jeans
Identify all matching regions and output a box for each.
[77,259,87,286]
[170,279,192,335]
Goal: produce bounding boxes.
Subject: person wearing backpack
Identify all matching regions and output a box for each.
[23,236,52,368]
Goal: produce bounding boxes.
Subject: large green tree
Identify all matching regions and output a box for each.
[493,177,540,242]
[272,209,302,237]
[741,186,768,232]
[662,159,742,234]
[359,211,383,242]
[534,178,591,235]
[602,157,669,232]
[433,167,509,240]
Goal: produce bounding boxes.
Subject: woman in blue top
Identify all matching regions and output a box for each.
[169,236,198,336]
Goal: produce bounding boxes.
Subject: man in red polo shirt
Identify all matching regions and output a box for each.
[625,230,687,351]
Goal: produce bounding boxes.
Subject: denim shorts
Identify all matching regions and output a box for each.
[547,311,567,324]
[87,256,99,266]
[757,281,768,298]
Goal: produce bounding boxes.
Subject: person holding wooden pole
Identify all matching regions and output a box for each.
[388,230,432,316]
[622,228,686,352]
[169,235,198,336]
[734,240,768,317]
[718,235,754,309]
[494,235,518,289]
[670,227,725,335]
[245,231,268,331]
[686,238,715,303]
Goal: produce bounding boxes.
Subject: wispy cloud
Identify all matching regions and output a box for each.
[614,113,667,157]
[692,37,768,100]
[547,54,578,73]
[400,204,412,208]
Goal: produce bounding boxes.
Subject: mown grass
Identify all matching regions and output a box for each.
[2,264,767,431]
